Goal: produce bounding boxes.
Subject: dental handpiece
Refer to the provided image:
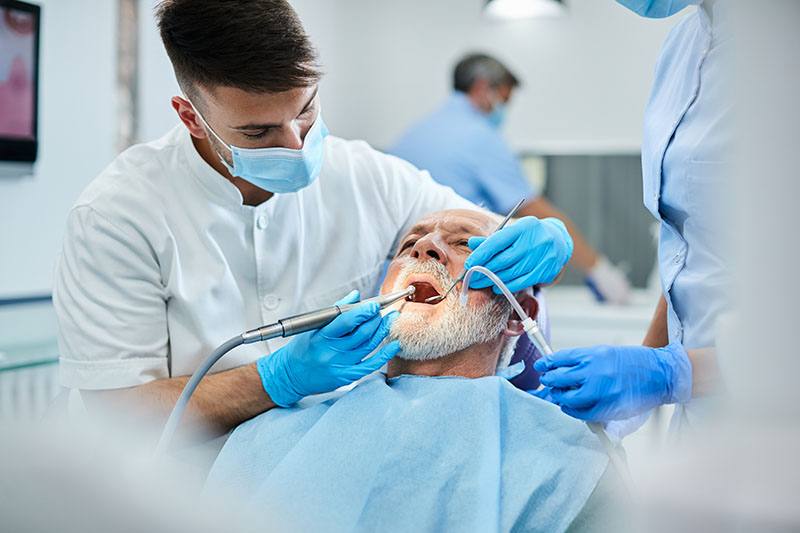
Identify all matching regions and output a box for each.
[241,285,416,344]
[155,285,416,456]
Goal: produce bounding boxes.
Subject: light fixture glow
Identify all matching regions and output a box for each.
[484,0,566,20]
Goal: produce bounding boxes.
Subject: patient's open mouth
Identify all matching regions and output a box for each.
[407,281,442,304]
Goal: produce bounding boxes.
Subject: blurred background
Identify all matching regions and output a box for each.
[0,0,673,298]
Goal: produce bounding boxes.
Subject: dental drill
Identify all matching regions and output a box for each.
[459,266,633,492]
[155,285,416,456]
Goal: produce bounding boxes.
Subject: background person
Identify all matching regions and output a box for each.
[390,53,633,305]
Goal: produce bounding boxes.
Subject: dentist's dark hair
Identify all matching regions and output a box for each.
[156,0,321,102]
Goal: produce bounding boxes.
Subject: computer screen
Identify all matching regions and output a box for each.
[0,0,40,164]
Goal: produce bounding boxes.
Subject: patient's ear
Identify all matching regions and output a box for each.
[503,292,539,337]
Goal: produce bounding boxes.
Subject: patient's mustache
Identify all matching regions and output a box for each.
[395,258,455,293]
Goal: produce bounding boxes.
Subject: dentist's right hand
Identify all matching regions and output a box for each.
[256,290,401,407]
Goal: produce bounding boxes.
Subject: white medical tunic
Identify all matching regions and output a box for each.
[54,126,473,390]
[641,2,731,430]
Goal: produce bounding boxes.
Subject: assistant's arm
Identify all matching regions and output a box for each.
[518,197,599,274]
[641,294,720,397]
[642,294,670,348]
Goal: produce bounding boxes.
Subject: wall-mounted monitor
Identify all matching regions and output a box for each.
[0,0,40,175]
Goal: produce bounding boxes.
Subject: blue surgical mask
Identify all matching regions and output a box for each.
[191,100,329,194]
[487,102,507,129]
[616,0,701,18]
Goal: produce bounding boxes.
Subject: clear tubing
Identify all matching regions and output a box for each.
[461,266,527,319]
[461,266,554,357]
[460,265,633,494]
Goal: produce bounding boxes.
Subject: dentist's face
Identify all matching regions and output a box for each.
[175,84,320,161]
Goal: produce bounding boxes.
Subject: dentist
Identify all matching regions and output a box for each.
[53,0,573,442]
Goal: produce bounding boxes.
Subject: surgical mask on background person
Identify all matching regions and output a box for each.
[486,91,507,129]
[190,99,329,193]
[487,102,507,129]
[616,0,701,18]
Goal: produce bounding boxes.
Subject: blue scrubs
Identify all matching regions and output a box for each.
[642,2,731,427]
[390,92,537,214]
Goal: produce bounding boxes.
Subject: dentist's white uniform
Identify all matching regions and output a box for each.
[54,126,471,390]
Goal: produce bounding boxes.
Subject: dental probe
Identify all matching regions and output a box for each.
[424,197,526,304]
[155,285,415,456]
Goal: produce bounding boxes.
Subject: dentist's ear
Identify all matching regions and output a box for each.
[503,292,539,337]
[172,96,208,139]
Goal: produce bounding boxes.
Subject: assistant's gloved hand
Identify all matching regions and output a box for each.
[256,290,401,407]
[465,216,573,293]
[585,256,632,305]
[532,342,692,422]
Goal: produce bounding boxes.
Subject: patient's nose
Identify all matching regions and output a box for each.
[411,235,448,266]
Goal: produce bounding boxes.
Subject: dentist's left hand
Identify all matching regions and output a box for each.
[256,290,401,407]
[465,216,573,293]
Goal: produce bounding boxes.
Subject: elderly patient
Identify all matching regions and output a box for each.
[207,209,622,533]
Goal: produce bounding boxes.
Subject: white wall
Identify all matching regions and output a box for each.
[1,0,676,297]
[290,0,675,152]
[137,0,179,142]
[0,0,117,297]
[139,0,676,153]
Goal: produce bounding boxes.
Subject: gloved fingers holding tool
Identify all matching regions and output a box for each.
[464,216,574,293]
[256,290,401,407]
[533,343,693,422]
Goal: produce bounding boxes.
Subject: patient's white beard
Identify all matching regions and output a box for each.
[388,258,511,362]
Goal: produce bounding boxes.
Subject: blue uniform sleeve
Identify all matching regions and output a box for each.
[471,130,537,214]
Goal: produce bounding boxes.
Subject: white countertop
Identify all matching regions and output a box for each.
[543,286,661,350]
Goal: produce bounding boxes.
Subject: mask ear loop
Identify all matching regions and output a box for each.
[183,94,233,155]
[460,265,634,496]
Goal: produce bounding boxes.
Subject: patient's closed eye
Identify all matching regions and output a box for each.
[399,239,417,253]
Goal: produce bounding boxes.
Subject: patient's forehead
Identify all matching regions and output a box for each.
[403,209,497,240]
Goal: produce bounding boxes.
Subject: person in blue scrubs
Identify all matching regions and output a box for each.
[390,53,634,305]
[535,0,728,434]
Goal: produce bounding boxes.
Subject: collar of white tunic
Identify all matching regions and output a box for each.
[176,125,275,214]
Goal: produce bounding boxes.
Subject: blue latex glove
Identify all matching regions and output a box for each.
[465,216,573,293]
[532,342,692,422]
[256,290,401,407]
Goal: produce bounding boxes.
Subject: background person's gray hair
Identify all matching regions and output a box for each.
[453,53,521,93]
